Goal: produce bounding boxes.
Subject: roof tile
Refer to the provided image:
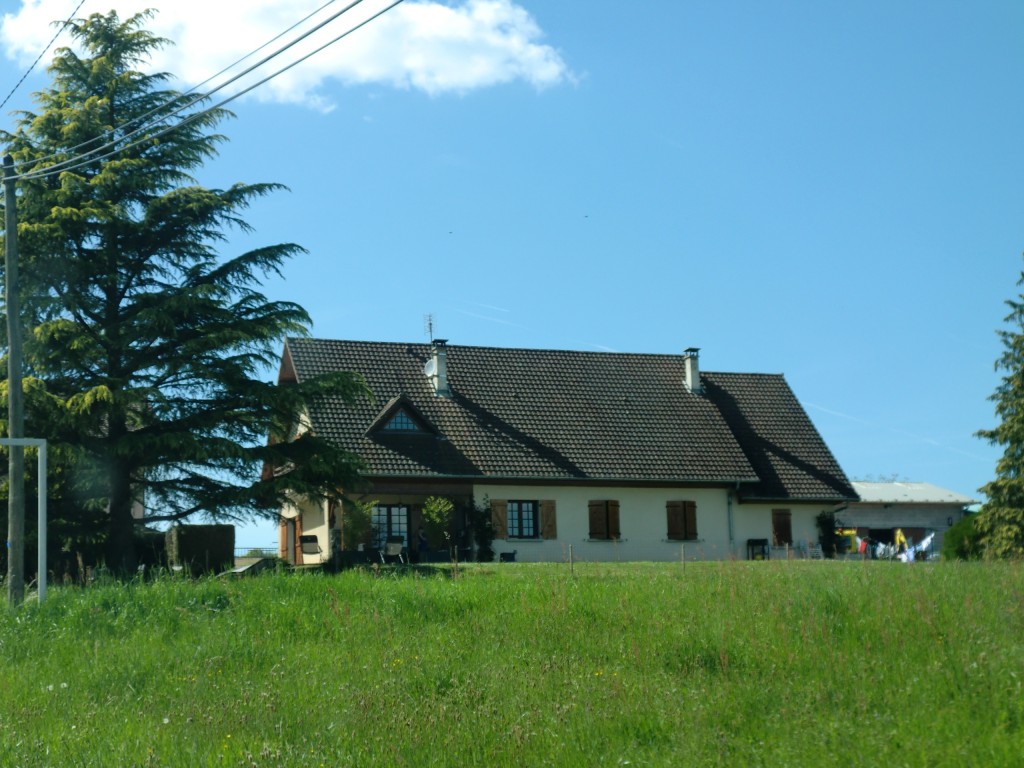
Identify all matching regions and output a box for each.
[284,338,856,501]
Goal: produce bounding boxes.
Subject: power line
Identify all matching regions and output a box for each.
[0,0,88,113]
[16,0,405,184]
[10,0,350,173]
[13,0,377,179]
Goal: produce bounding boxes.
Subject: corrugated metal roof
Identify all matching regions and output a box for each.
[850,481,977,505]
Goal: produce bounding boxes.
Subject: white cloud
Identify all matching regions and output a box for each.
[0,0,572,108]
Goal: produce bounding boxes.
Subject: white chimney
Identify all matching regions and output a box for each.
[683,347,702,394]
[423,339,451,397]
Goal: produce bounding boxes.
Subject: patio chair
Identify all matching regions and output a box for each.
[380,537,405,564]
[299,535,322,560]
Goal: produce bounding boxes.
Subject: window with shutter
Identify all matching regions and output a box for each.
[666,501,698,540]
[507,500,538,538]
[589,500,620,540]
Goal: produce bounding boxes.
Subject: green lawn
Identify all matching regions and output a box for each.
[1,560,1021,766]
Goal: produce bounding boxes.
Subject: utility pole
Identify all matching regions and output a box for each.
[4,154,25,606]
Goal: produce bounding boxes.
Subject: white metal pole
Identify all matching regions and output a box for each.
[0,438,47,603]
[37,440,46,603]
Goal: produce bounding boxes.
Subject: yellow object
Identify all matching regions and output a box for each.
[836,528,858,553]
[894,528,907,551]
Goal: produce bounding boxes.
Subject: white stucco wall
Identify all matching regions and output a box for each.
[478,485,739,562]
[731,502,828,553]
[291,484,843,564]
[480,486,838,562]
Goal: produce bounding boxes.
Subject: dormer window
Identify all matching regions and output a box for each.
[366,395,438,437]
[383,410,420,432]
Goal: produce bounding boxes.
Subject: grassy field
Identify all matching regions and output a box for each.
[0,560,1022,767]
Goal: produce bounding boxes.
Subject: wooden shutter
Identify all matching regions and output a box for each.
[540,500,557,539]
[683,501,697,541]
[667,501,697,540]
[608,500,621,539]
[491,500,508,539]
[588,500,607,539]
[666,501,685,540]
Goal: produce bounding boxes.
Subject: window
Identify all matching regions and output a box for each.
[772,509,792,546]
[588,500,620,540]
[372,504,408,548]
[382,410,419,431]
[666,501,698,541]
[507,500,538,538]
[491,499,557,540]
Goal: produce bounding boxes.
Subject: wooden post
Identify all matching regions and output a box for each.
[4,155,25,607]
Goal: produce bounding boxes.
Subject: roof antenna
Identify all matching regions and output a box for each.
[424,313,435,342]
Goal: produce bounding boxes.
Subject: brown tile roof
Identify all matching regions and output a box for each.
[702,373,857,501]
[283,338,856,502]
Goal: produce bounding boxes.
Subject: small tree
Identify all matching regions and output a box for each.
[976,265,1024,558]
[341,499,375,550]
[422,496,455,549]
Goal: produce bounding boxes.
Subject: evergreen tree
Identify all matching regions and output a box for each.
[976,266,1024,558]
[1,11,366,572]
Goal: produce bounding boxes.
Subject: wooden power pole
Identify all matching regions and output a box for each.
[4,154,25,606]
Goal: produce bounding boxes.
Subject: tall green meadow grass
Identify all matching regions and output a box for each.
[1,560,1021,766]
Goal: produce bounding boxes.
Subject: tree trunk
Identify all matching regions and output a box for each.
[105,459,137,575]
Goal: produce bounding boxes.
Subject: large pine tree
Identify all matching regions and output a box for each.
[976,265,1024,558]
[1,11,365,572]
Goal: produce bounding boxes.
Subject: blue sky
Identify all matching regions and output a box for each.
[1,1,1021,548]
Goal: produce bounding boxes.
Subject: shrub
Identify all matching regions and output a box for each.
[942,514,983,560]
[341,499,376,550]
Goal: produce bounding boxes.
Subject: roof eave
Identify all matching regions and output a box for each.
[362,472,761,485]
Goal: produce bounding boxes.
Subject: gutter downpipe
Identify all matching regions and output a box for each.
[728,482,737,554]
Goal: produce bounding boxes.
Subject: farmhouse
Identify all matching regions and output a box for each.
[276,338,857,563]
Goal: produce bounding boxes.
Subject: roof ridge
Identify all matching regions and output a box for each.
[288,337,744,369]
